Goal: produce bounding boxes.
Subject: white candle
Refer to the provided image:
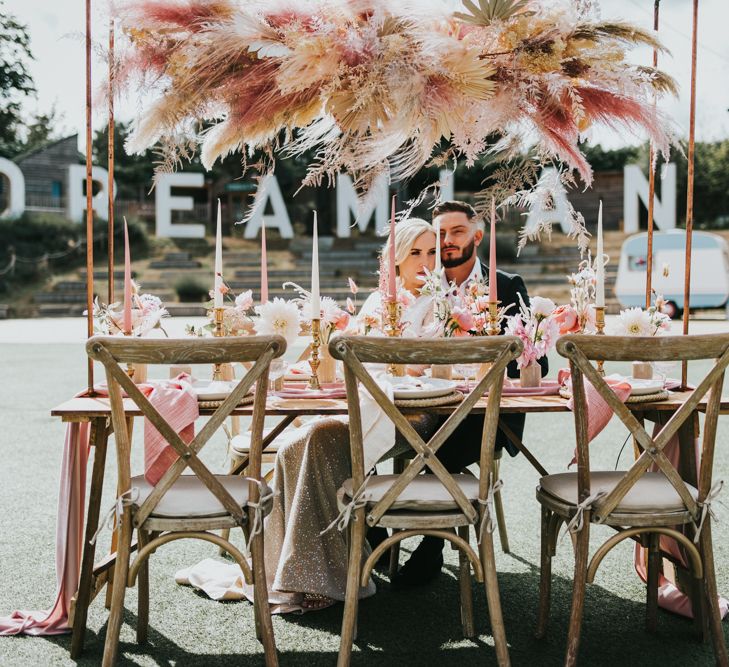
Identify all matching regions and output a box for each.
[311,211,320,317]
[596,200,605,308]
[434,217,441,272]
[214,199,223,308]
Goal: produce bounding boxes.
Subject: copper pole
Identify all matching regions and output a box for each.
[645,0,660,308]
[681,0,699,389]
[85,0,95,395]
[107,17,115,305]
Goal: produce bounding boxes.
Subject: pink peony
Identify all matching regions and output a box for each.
[449,306,474,336]
[552,304,580,334]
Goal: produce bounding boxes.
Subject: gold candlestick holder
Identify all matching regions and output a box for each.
[595,305,606,376]
[212,306,225,381]
[309,318,322,390]
[386,299,404,376]
[486,300,501,336]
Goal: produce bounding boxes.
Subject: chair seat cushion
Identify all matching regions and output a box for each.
[341,474,480,512]
[131,474,252,519]
[539,471,698,514]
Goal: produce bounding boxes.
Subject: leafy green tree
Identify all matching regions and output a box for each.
[0,1,35,158]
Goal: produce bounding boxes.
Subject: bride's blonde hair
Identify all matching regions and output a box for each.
[381,217,435,271]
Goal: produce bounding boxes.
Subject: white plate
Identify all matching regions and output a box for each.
[627,378,665,396]
[381,376,457,399]
[191,379,240,401]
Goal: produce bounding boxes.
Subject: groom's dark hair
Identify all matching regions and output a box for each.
[432,200,478,221]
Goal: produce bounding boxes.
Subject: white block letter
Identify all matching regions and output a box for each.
[155,172,205,238]
[336,173,389,238]
[67,164,115,222]
[0,158,25,219]
[438,169,455,202]
[523,167,573,236]
[243,174,293,239]
[623,163,676,233]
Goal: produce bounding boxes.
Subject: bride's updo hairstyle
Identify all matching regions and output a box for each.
[381,217,435,273]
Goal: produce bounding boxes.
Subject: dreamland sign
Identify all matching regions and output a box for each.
[0,158,675,238]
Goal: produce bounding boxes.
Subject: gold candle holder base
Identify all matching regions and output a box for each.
[595,305,605,376]
[309,318,322,390]
[486,300,501,336]
[212,306,225,381]
[386,299,404,377]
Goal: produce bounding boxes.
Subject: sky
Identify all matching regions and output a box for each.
[7,0,729,153]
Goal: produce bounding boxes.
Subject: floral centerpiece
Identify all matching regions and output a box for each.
[505,295,558,387]
[186,286,255,337]
[90,282,168,337]
[553,255,598,334]
[611,292,671,380]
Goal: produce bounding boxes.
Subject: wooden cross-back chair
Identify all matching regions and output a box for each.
[537,334,729,667]
[329,334,523,667]
[87,335,286,667]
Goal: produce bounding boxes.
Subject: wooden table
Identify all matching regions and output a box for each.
[51,389,728,657]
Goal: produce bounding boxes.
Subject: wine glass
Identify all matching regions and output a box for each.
[268,359,288,391]
[454,363,479,392]
[651,360,676,387]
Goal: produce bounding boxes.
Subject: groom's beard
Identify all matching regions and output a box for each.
[441,240,476,268]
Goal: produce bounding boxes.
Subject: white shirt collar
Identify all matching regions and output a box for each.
[441,259,483,291]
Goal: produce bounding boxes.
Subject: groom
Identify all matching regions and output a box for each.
[392,199,548,589]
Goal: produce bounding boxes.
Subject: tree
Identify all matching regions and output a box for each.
[0,1,35,158]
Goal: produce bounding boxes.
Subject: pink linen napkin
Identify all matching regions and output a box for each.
[141,377,199,484]
[558,369,632,444]
[0,421,90,636]
[0,376,197,636]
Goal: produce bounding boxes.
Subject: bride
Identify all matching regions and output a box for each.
[259,217,438,611]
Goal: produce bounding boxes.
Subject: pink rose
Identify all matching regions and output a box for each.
[552,304,580,334]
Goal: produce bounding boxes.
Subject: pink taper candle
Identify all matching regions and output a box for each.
[489,198,497,303]
[123,217,132,334]
[388,195,397,302]
[260,220,269,304]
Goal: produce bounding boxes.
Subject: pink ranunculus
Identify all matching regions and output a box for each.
[552,304,580,334]
[333,310,350,330]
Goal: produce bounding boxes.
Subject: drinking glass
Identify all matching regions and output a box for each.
[454,363,479,392]
[268,359,288,391]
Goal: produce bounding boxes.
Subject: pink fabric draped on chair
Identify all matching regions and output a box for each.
[0,378,198,636]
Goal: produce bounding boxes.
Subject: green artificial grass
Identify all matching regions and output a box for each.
[0,343,727,666]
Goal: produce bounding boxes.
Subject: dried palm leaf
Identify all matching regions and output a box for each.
[453,0,532,26]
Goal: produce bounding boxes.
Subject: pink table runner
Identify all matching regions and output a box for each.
[0,377,197,636]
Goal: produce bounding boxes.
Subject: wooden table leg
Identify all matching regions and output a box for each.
[70,417,110,659]
[498,418,548,477]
